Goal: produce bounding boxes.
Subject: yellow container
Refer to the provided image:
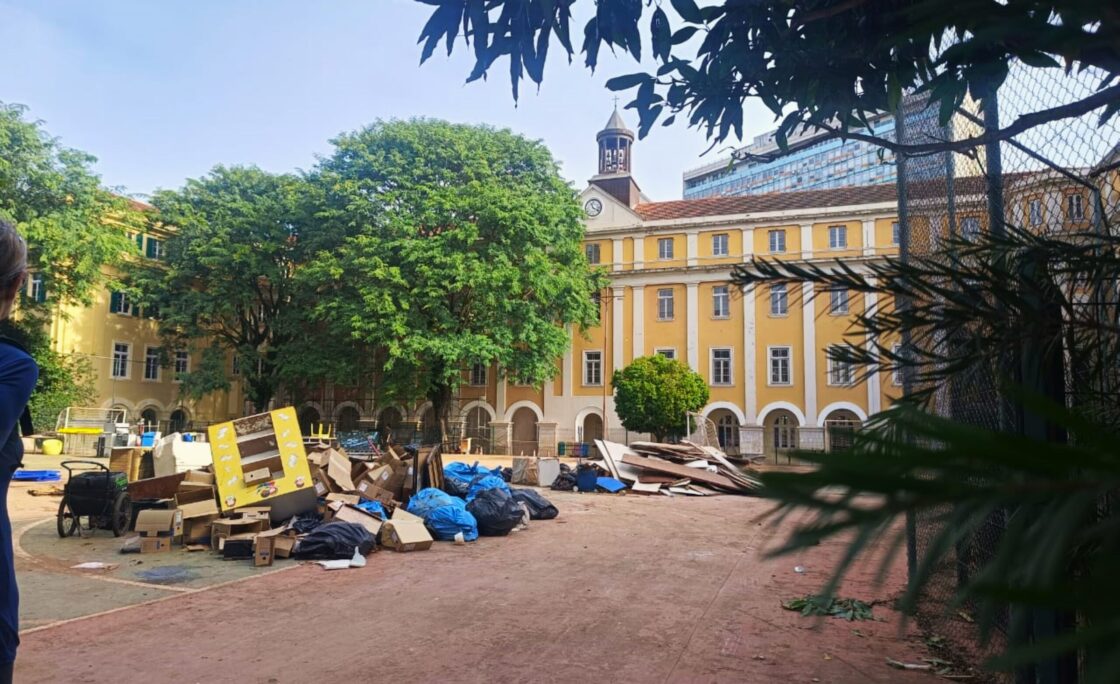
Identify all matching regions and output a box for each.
[42,439,63,456]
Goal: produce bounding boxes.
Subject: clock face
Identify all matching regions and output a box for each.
[584,198,603,217]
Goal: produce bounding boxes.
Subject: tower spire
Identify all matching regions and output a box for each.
[597,105,635,175]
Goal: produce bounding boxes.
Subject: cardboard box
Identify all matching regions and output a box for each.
[356,481,395,508]
[221,533,256,559]
[391,507,424,524]
[210,517,269,550]
[234,507,272,521]
[183,470,215,485]
[254,535,275,566]
[330,503,382,538]
[273,536,296,558]
[381,518,432,552]
[326,493,360,505]
[140,536,174,554]
[183,516,217,545]
[325,448,355,491]
[208,407,313,511]
[134,509,183,538]
[243,467,271,485]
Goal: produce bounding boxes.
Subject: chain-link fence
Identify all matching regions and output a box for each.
[897,59,1120,681]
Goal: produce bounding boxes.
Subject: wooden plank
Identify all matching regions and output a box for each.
[596,440,645,483]
[620,454,744,492]
[630,481,661,495]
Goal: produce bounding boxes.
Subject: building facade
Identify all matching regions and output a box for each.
[45,201,244,433]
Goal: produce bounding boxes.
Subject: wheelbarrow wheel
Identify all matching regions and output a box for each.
[110,492,131,537]
[57,497,79,538]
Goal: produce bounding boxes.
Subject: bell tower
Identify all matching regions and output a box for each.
[590,106,644,208]
[597,106,635,175]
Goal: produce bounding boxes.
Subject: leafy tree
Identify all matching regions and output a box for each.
[303,119,604,442]
[0,102,141,428]
[133,166,340,412]
[416,1,1119,151]
[611,354,709,441]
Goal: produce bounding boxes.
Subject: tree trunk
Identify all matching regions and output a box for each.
[427,382,453,447]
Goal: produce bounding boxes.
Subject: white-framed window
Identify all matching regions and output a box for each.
[1067,194,1085,221]
[769,283,788,316]
[768,229,786,253]
[583,350,602,386]
[828,345,856,386]
[111,342,131,379]
[828,287,849,315]
[585,243,601,265]
[145,237,165,260]
[26,273,46,303]
[711,233,729,257]
[1028,199,1043,226]
[828,225,848,249]
[768,346,792,386]
[657,288,675,320]
[173,350,190,381]
[109,291,134,316]
[143,346,160,381]
[710,348,733,386]
[469,362,487,386]
[961,216,981,240]
[891,221,900,245]
[657,237,674,260]
[655,348,676,360]
[891,342,902,386]
[712,285,730,318]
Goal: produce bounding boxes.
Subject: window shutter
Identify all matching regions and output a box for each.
[35,279,46,303]
[146,238,157,258]
[136,233,144,250]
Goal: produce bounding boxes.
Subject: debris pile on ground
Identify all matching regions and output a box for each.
[592,439,760,496]
[82,406,561,567]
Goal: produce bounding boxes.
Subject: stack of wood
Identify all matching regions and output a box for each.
[594,439,760,496]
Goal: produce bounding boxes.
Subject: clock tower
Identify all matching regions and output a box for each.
[589,106,645,209]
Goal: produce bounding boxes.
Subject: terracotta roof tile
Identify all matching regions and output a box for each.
[634,184,898,221]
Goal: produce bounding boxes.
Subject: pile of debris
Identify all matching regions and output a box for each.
[590,439,760,496]
[112,407,559,568]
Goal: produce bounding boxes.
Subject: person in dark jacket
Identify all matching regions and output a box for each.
[0,219,37,684]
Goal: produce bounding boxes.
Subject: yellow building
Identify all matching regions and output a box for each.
[45,200,244,433]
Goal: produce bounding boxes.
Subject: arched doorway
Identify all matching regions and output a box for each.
[824,409,862,453]
[298,406,321,436]
[763,410,799,464]
[581,413,603,443]
[710,409,741,456]
[464,406,492,454]
[169,409,188,434]
[140,408,159,432]
[378,407,402,443]
[336,405,361,432]
[510,406,539,455]
[420,406,441,445]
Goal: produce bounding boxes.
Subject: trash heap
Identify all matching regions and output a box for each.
[580,439,761,496]
[114,407,560,568]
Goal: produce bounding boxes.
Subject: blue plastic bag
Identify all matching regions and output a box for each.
[466,474,511,502]
[407,488,461,518]
[444,462,501,495]
[354,499,386,519]
[425,505,479,542]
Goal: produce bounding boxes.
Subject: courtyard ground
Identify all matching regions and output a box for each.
[8,458,937,683]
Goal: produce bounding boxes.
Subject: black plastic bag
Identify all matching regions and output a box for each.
[288,512,323,535]
[292,521,374,559]
[443,477,470,498]
[510,488,559,520]
[551,471,577,491]
[500,467,512,482]
[465,488,524,536]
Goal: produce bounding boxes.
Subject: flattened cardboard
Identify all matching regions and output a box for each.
[325,448,355,491]
[381,519,432,552]
[331,504,382,537]
[134,509,183,537]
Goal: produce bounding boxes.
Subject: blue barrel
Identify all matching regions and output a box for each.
[576,464,598,493]
[141,431,157,447]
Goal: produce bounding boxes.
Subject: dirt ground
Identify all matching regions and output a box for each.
[7,476,939,684]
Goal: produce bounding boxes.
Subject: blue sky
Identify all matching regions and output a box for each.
[0,0,776,202]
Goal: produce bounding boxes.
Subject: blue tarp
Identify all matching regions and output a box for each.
[596,477,626,493]
[12,470,61,482]
[406,487,479,541]
[465,474,511,502]
[354,499,386,519]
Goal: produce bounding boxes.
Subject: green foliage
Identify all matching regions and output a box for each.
[611,354,708,441]
[416,1,1119,148]
[131,166,336,411]
[303,119,604,434]
[736,227,1120,679]
[0,102,139,427]
[781,595,876,621]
